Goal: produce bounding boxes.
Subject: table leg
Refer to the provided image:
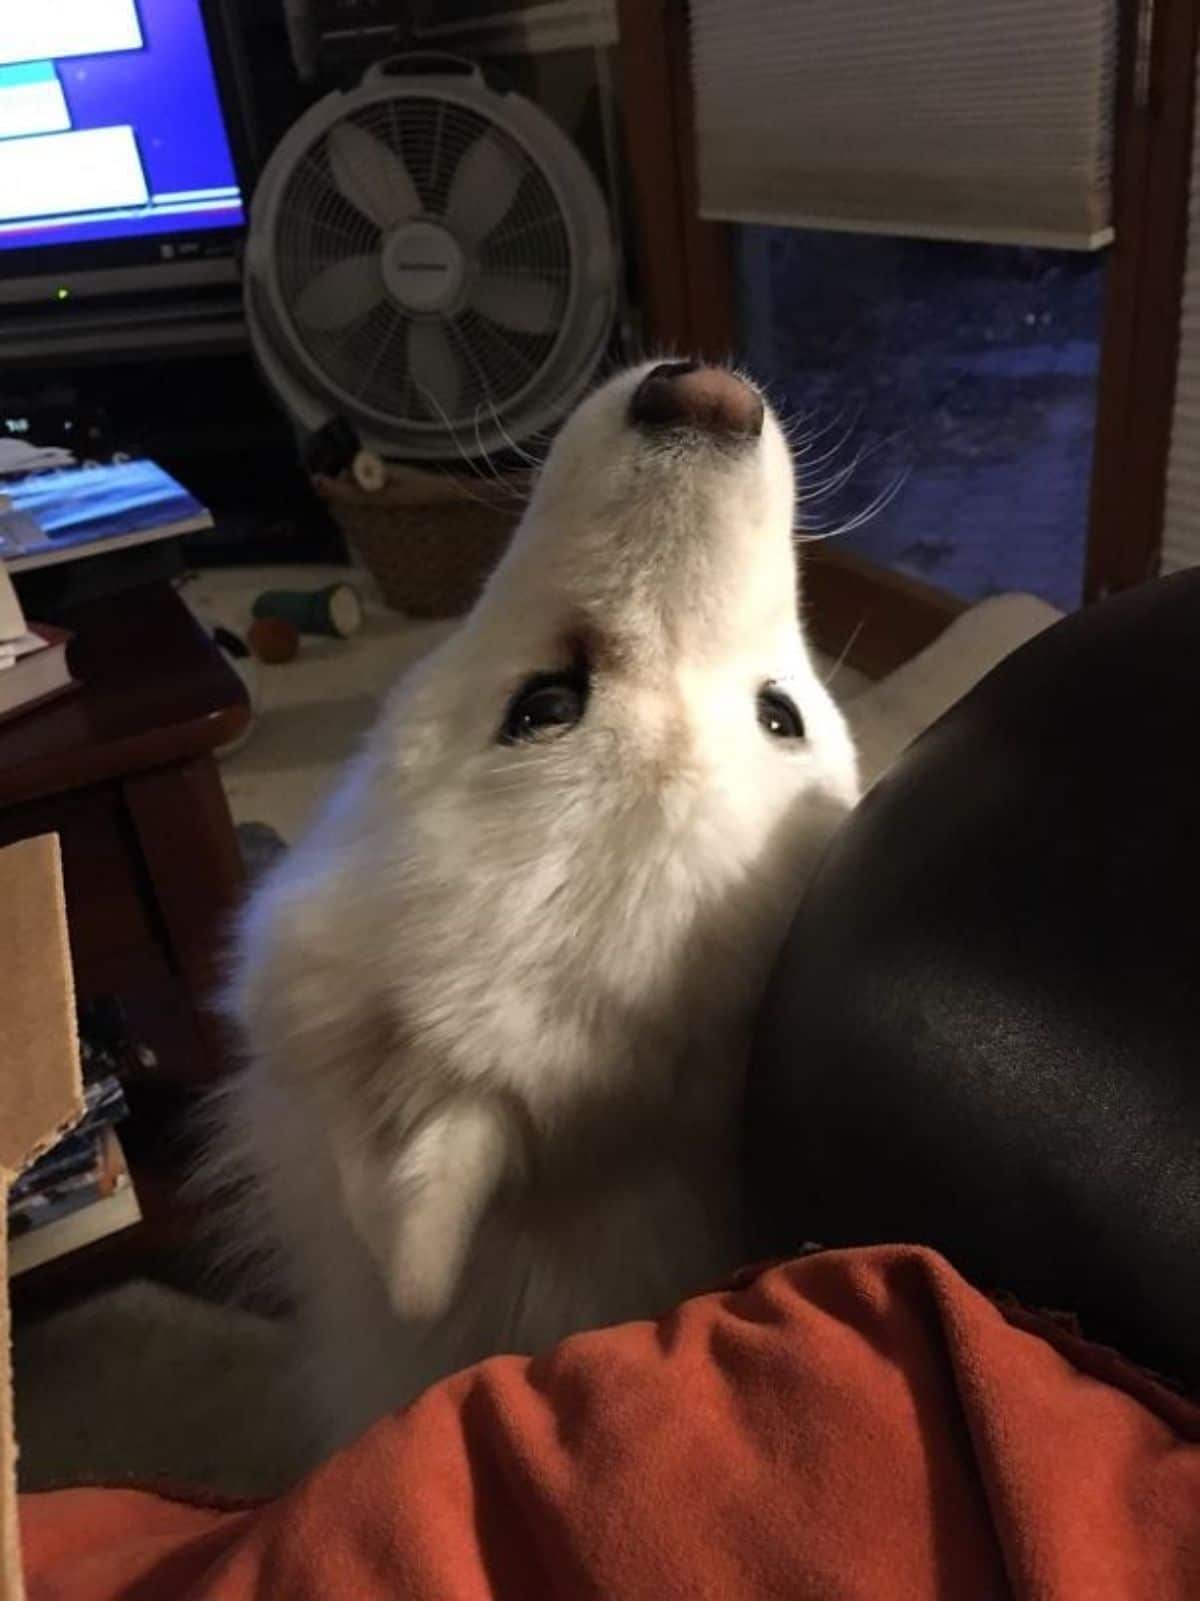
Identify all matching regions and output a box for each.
[123,755,245,1079]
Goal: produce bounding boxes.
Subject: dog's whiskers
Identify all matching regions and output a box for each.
[471,405,507,488]
[793,413,864,477]
[781,403,858,454]
[797,451,866,506]
[821,619,865,689]
[795,466,910,544]
[485,392,545,472]
[409,378,528,510]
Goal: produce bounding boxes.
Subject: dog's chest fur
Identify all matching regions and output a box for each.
[223,804,773,1441]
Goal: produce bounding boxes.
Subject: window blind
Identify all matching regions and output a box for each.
[1162,46,1200,573]
[689,1,1118,250]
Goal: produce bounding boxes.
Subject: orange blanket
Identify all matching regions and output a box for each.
[20,1245,1200,1599]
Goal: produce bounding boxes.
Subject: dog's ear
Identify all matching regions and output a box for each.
[331,1098,521,1323]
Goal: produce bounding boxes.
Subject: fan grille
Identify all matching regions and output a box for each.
[274,97,573,433]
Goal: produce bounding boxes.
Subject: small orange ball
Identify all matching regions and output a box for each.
[248,616,300,664]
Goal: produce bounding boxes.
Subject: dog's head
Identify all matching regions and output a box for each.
[264,365,858,1108]
[337,365,856,1065]
[482,361,835,757]
[388,362,854,816]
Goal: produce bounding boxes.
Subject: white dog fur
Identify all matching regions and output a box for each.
[209,363,859,1451]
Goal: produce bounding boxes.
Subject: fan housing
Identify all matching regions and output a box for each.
[245,59,616,460]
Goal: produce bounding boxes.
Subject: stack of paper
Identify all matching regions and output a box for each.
[0,562,75,722]
[0,631,45,673]
[0,563,26,668]
[0,439,75,478]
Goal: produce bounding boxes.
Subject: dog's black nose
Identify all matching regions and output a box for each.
[630,361,764,438]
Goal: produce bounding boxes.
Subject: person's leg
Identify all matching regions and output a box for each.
[746,571,1200,1388]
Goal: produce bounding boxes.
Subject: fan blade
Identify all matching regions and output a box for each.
[408,320,464,420]
[444,133,524,246]
[328,121,420,231]
[470,272,560,336]
[295,255,385,331]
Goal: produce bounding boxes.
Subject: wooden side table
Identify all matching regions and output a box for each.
[2,582,250,1307]
[0,582,249,1085]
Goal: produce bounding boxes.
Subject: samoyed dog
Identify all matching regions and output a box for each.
[212,361,858,1450]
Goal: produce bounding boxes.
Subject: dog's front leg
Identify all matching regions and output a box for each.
[332,1097,521,1323]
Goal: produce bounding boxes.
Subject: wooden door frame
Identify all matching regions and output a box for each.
[615,0,735,360]
[1086,0,1200,599]
[618,0,1200,674]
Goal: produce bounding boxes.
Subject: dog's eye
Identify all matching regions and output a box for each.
[757,686,805,741]
[501,672,589,743]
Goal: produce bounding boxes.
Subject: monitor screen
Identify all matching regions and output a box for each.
[0,0,245,262]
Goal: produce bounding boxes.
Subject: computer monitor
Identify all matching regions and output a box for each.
[0,0,250,308]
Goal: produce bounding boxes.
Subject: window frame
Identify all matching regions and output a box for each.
[617,0,1200,672]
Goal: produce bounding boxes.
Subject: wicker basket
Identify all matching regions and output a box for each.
[315,464,527,619]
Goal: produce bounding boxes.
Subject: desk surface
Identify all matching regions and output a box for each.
[0,582,249,809]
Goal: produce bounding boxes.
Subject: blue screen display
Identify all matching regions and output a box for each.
[0,0,244,256]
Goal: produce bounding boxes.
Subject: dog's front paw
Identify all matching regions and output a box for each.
[384,1229,463,1324]
[333,1097,518,1328]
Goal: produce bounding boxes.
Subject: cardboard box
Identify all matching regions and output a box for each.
[1,836,84,1601]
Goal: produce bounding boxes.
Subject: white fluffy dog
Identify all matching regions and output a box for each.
[212,362,858,1450]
